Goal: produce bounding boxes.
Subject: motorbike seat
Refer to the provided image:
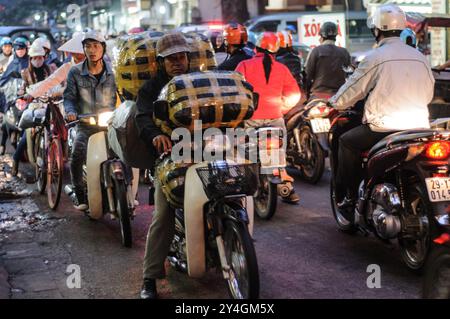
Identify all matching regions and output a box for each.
[284,104,304,122]
[368,129,439,159]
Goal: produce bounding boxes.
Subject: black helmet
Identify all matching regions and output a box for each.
[319,22,338,39]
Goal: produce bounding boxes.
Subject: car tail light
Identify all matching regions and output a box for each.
[425,141,450,160]
[433,233,450,245]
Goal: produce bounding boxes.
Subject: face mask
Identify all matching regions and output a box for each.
[31,59,44,68]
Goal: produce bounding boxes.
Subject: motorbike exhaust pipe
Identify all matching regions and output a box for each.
[278,184,292,198]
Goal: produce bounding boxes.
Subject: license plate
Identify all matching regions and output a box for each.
[425,177,450,202]
[310,118,331,133]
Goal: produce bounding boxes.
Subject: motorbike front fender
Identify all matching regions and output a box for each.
[86,131,108,220]
[184,162,255,278]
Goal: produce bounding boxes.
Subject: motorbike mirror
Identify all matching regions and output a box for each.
[252,92,259,111]
[153,100,169,121]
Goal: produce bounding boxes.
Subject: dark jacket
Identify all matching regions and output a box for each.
[0,54,29,87]
[305,41,351,95]
[63,59,116,115]
[135,70,171,158]
[276,49,303,90]
[217,48,253,71]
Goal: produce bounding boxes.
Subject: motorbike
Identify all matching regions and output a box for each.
[329,102,450,271]
[250,126,291,220]
[153,104,260,299]
[285,98,334,184]
[422,220,450,298]
[64,109,136,247]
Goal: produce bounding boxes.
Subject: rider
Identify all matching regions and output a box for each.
[217,23,253,71]
[11,43,54,176]
[0,37,29,87]
[236,31,301,204]
[276,30,303,92]
[304,22,351,100]
[400,28,417,48]
[33,37,62,69]
[136,32,190,299]
[0,37,30,155]
[0,37,13,73]
[329,4,435,208]
[64,30,116,210]
[23,32,86,101]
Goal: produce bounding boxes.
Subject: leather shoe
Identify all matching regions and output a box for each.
[281,192,300,205]
[140,278,157,299]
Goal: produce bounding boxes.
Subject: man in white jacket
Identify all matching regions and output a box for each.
[23,33,85,102]
[329,4,435,207]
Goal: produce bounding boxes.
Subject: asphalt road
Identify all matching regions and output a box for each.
[2,156,422,299]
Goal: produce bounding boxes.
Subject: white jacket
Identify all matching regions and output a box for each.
[330,37,435,132]
[28,59,75,98]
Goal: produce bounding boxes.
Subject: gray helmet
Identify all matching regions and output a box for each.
[319,22,338,39]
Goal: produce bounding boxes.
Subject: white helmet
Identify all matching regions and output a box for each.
[367,4,406,31]
[82,30,106,45]
[33,37,51,50]
[58,32,84,54]
[28,42,46,57]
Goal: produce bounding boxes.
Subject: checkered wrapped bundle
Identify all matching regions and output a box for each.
[156,71,255,133]
[155,156,191,208]
[185,32,217,72]
[113,33,162,101]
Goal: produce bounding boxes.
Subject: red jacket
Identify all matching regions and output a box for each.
[236,52,301,120]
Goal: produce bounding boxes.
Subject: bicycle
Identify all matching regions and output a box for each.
[33,97,67,210]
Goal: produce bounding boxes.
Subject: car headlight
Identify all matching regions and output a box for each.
[98,111,114,127]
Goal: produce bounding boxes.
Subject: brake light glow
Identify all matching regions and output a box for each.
[425,141,450,160]
[433,233,450,245]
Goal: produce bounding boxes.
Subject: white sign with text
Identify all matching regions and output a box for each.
[298,13,347,49]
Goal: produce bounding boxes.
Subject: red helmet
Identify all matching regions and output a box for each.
[256,32,280,53]
[277,31,293,48]
[223,23,248,46]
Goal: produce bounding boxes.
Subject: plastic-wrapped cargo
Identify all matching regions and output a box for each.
[113,32,218,101]
[114,33,162,101]
[107,100,155,169]
[155,70,256,133]
[184,32,218,72]
[155,155,191,208]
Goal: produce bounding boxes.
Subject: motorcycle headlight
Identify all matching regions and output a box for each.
[97,111,114,127]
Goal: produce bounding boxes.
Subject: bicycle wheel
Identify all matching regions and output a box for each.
[47,138,63,210]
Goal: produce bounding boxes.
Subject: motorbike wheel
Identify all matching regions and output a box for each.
[299,126,325,184]
[35,130,47,195]
[47,138,63,210]
[223,219,259,299]
[253,174,277,220]
[422,245,450,299]
[399,183,431,272]
[113,179,132,248]
[330,175,357,234]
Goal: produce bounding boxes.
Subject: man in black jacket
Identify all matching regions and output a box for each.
[304,22,351,99]
[135,32,191,300]
[217,23,253,71]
